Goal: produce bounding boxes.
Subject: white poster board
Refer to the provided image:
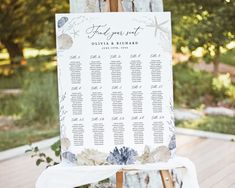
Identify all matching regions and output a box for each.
[55,12,175,166]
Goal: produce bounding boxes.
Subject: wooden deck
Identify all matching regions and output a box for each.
[0,134,235,188]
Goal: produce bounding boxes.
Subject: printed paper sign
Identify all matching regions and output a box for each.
[55,12,175,165]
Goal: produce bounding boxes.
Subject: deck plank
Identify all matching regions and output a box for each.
[195,141,235,173]
[200,162,235,188]
[213,169,235,188]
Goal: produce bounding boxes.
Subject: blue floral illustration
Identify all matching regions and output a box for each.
[168,135,176,150]
[107,147,138,165]
[62,151,77,164]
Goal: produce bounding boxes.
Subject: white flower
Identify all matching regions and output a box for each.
[77,149,108,166]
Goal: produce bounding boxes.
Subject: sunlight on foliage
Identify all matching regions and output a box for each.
[212,73,232,90]
[176,115,235,135]
[226,41,235,49]
[24,48,56,59]
[212,73,235,101]
[192,47,204,57]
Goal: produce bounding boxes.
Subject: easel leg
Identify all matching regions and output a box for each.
[116,171,123,188]
[109,0,118,12]
[160,170,174,188]
[108,0,123,12]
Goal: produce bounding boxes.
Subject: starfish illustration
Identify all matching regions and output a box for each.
[146,16,169,37]
[70,28,79,38]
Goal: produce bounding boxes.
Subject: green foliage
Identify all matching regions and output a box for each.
[0,74,24,89]
[173,63,213,107]
[26,140,107,188]
[165,0,235,69]
[173,63,235,108]
[0,65,26,86]
[0,0,68,46]
[26,144,59,168]
[219,47,235,66]
[0,0,68,64]
[51,139,61,157]
[25,140,90,188]
[212,73,235,103]
[176,115,235,135]
[20,71,59,123]
[0,54,57,117]
[0,124,59,151]
[0,55,60,151]
[0,95,20,115]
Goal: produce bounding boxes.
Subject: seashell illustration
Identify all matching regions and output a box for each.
[138,145,155,164]
[61,137,71,151]
[154,146,171,162]
[58,17,68,28]
[58,34,73,50]
[138,145,171,163]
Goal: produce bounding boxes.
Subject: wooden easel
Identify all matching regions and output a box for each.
[107,0,174,187]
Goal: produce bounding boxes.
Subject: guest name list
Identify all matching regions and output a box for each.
[56,12,174,153]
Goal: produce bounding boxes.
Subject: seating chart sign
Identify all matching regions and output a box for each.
[56,12,175,166]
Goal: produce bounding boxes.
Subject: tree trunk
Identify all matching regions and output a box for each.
[213,60,219,75]
[212,49,220,75]
[1,40,26,65]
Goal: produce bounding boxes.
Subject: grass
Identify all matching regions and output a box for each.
[0,96,21,116]
[176,115,235,135]
[0,51,56,89]
[0,123,59,151]
[20,72,58,123]
[0,74,24,89]
[220,48,235,66]
[0,51,59,151]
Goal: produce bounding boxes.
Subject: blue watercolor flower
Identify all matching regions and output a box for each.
[107,147,138,165]
[168,135,176,150]
[62,151,77,163]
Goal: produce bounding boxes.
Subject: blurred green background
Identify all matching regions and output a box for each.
[0,0,235,151]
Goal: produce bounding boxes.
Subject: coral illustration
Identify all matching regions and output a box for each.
[107,147,138,165]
